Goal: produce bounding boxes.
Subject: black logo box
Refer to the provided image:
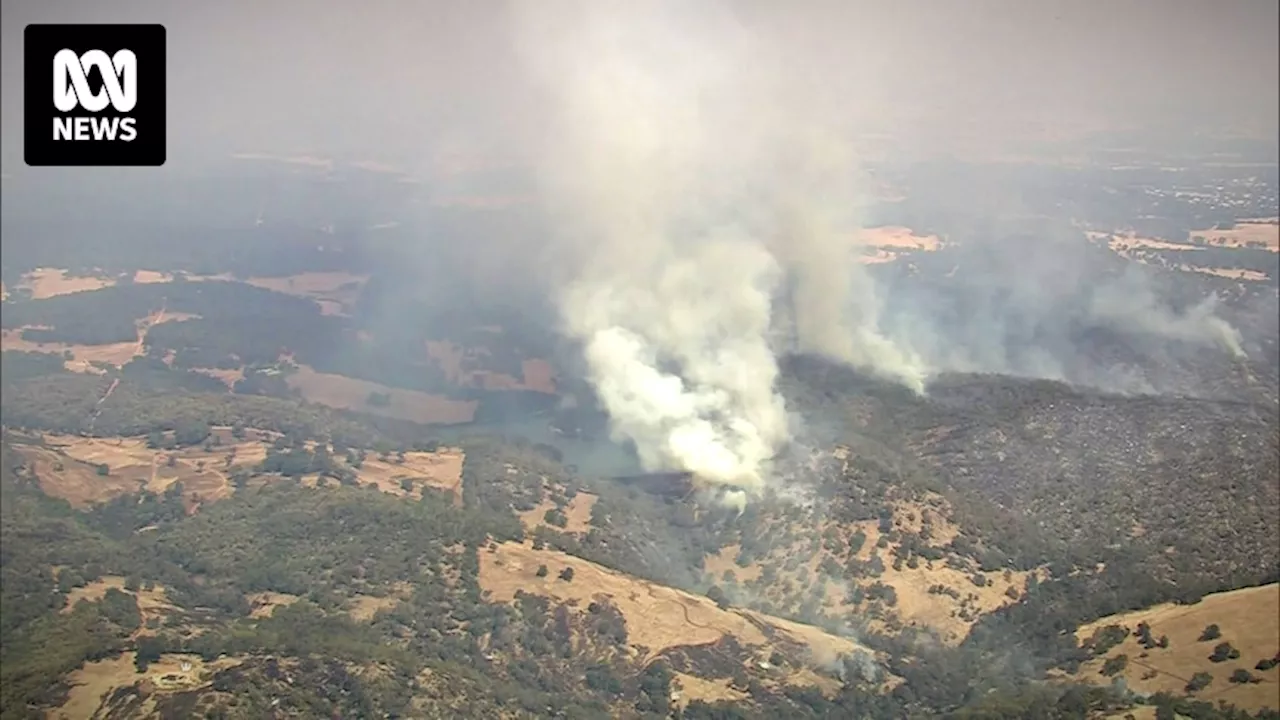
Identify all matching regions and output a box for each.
[24,24,166,167]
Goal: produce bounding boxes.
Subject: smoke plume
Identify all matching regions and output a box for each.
[507,0,1256,496]
[510,0,922,496]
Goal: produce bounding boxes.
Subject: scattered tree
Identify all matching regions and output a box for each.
[1209,642,1240,663]
[1185,671,1213,693]
[1229,669,1259,684]
[544,508,568,529]
[1099,655,1128,677]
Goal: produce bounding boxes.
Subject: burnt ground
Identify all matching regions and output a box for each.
[782,355,1280,597]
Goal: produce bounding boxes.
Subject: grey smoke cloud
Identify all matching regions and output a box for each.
[875,229,1252,393]
[0,0,1269,468]
[509,0,936,495]
[504,0,1256,494]
[1087,269,1245,358]
[4,0,1276,168]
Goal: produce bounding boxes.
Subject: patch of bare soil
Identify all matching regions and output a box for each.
[150,311,200,325]
[859,249,901,264]
[242,272,369,315]
[26,433,271,510]
[23,446,148,508]
[518,491,598,534]
[563,492,596,532]
[61,575,177,628]
[17,268,114,299]
[865,550,1030,643]
[1178,265,1271,282]
[347,583,412,622]
[132,270,173,284]
[425,341,466,381]
[52,653,243,720]
[286,364,477,424]
[860,226,944,252]
[670,671,747,710]
[1101,708,1158,720]
[1071,583,1280,712]
[854,227,943,266]
[843,497,1032,644]
[63,358,109,375]
[353,448,465,505]
[708,482,1033,646]
[1189,222,1280,252]
[425,340,558,394]
[246,592,301,619]
[520,358,557,394]
[2,304,172,369]
[704,544,763,584]
[19,432,463,512]
[1,327,140,367]
[1099,232,1201,253]
[1091,229,1275,282]
[190,366,245,390]
[479,541,867,670]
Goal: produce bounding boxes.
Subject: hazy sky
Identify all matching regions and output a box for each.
[2,0,1277,173]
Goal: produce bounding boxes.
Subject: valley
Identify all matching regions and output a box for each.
[1,142,1277,719]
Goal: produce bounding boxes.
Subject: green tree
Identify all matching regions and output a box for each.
[1185,671,1213,693]
[135,634,165,672]
[544,508,568,528]
[1100,654,1128,677]
[1209,641,1240,663]
[1229,668,1258,684]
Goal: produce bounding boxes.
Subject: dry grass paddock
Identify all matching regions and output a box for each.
[1071,583,1280,712]
[479,541,865,668]
[53,653,243,720]
[19,432,465,510]
[425,339,558,394]
[286,364,478,425]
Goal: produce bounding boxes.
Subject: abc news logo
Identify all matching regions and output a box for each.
[25,24,166,167]
[54,49,139,142]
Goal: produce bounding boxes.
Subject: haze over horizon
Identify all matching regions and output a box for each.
[2,0,1277,174]
[1,0,1275,500]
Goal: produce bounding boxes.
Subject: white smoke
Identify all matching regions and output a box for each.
[767,135,929,392]
[510,0,924,497]
[562,238,790,491]
[1088,272,1247,359]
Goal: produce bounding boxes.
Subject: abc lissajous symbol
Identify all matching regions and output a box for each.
[53,48,137,113]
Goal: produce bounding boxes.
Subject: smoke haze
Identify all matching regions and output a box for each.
[509,0,944,493]
[1,0,1274,485]
[504,0,1257,492]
